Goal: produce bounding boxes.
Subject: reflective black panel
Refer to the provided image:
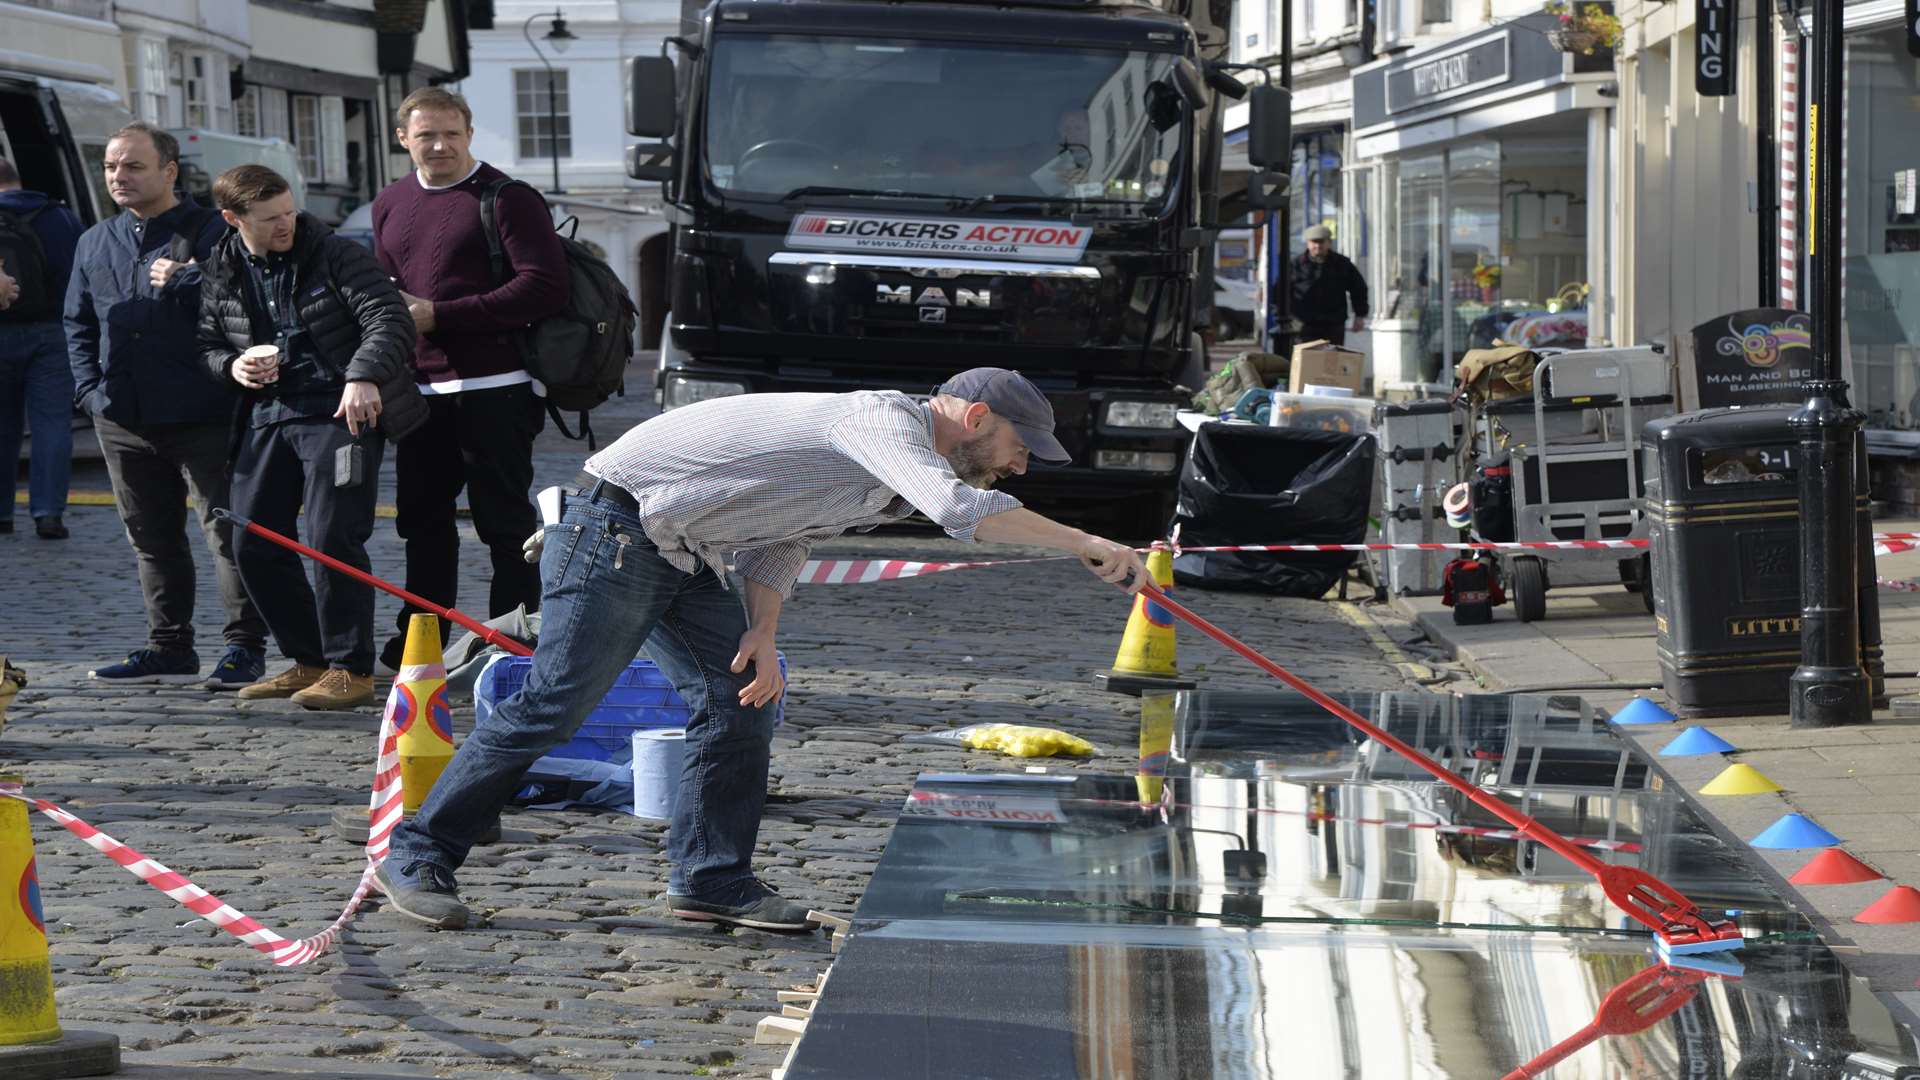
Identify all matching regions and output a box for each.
[783,690,1919,1079]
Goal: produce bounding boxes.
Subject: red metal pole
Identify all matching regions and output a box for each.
[1137,581,1739,951]
[213,508,534,658]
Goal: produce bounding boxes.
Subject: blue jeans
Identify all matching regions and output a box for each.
[0,321,74,522]
[389,485,778,901]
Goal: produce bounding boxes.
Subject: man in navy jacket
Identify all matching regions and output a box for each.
[0,156,84,539]
[65,122,267,687]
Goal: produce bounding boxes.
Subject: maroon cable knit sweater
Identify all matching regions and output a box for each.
[370,162,569,388]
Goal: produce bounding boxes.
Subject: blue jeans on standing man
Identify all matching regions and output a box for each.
[388,481,778,902]
[0,321,74,525]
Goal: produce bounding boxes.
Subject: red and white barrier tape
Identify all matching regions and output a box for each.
[0,710,402,967]
[791,533,1920,586]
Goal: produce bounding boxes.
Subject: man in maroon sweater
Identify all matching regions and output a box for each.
[371,87,568,671]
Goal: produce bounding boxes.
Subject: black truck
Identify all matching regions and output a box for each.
[625,0,1286,537]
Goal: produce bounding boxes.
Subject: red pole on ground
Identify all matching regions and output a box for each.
[1137,581,1739,951]
[213,508,534,658]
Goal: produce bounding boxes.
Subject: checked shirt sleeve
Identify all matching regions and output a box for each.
[827,402,1020,542]
[735,540,814,600]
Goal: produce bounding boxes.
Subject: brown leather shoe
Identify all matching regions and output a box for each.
[290,668,376,711]
[236,663,327,701]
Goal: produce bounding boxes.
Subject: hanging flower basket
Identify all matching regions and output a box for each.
[1542,1,1622,54]
[1547,28,1601,53]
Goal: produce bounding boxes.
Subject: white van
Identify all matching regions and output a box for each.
[174,129,307,210]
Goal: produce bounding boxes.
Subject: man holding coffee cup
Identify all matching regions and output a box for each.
[198,164,427,710]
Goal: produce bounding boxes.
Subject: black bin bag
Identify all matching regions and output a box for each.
[1170,423,1375,597]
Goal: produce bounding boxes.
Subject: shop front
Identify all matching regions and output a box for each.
[1351,16,1616,392]
[1810,11,1920,441]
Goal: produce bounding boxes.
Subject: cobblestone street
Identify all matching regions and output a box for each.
[2,386,1411,1079]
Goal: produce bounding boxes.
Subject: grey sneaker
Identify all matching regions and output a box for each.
[372,860,470,930]
[667,880,815,931]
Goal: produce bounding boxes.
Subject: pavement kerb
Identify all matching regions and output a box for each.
[1381,589,1920,1034]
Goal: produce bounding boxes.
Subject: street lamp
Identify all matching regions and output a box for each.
[524,8,577,195]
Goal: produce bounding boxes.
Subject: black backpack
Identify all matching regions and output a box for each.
[480,179,639,449]
[0,204,56,322]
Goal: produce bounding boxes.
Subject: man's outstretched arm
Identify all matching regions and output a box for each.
[974,507,1146,593]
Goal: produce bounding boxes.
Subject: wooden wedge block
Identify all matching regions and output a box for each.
[830,929,846,953]
[777,989,820,1003]
[782,1003,813,1019]
[807,909,851,931]
[756,1015,807,1044]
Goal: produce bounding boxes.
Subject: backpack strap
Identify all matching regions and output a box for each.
[478,178,549,284]
[480,179,588,446]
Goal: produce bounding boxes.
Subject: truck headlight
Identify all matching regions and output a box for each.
[663,376,749,409]
[1105,401,1180,429]
[1095,450,1179,473]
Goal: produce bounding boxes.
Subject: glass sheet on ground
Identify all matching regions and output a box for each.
[782,690,1920,1079]
[858,691,1809,936]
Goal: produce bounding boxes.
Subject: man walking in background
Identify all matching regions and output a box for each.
[199,165,427,710]
[371,87,568,674]
[1286,224,1370,347]
[0,156,84,539]
[67,123,269,688]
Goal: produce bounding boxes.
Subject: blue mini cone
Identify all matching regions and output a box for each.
[1750,814,1843,850]
[1609,697,1676,725]
[1659,726,1738,756]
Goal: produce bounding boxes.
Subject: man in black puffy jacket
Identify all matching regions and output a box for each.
[199,164,427,710]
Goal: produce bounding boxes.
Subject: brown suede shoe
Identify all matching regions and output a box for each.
[290,668,377,711]
[236,663,327,701]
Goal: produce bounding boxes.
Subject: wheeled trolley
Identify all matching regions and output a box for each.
[1467,348,1675,622]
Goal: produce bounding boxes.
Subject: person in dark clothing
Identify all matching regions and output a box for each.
[67,122,268,688]
[199,165,429,711]
[0,156,85,539]
[1286,224,1370,347]
[370,86,568,675]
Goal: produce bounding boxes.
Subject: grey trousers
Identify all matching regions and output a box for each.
[94,415,268,654]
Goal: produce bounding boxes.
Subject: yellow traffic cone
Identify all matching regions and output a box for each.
[333,614,465,844]
[1094,548,1197,694]
[392,615,456,815]
[0,774,120,1075]
[1135,693,1176,803]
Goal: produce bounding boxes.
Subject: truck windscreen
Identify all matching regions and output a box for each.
[703,34,1183,212]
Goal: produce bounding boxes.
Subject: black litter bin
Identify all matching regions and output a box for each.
[1643,406,1884,718]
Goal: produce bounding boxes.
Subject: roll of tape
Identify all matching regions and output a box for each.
[631,728,686,821]
[1443,482,1473,530]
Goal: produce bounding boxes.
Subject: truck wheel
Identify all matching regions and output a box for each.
[1511,557,1547,622]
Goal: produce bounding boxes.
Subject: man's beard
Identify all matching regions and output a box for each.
[946,432,1001,490]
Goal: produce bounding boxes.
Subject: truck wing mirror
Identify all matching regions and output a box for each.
[626,56,677,138]
[1244,170,1290,210]
[1170,58,1207,111]
[1245,84,1292,170]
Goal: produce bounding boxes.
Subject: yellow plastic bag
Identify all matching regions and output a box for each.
[958,723,1096,759]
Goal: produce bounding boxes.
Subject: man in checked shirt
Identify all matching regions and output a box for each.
[374,368,1147,930]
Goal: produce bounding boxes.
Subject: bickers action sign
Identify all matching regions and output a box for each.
[786,212,1093,262]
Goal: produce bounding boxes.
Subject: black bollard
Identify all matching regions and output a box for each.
[1789,0,1871,728]
[1788,381,1869,727]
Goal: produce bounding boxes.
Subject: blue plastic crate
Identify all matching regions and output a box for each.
[476,652,787,763]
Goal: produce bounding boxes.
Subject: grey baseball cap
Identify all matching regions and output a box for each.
[935,367,1071,466]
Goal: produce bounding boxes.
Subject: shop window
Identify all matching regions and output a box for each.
[1421,0,1452,26]
[515,69,573,160]
[1844,27,1920,431]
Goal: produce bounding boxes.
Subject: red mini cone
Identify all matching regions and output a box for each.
[1790,849,1883,885]
[1854,885,1920,924]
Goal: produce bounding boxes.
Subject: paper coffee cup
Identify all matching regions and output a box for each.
[243,344,280,383]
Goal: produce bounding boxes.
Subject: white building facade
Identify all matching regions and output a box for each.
[464,0,673,321]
